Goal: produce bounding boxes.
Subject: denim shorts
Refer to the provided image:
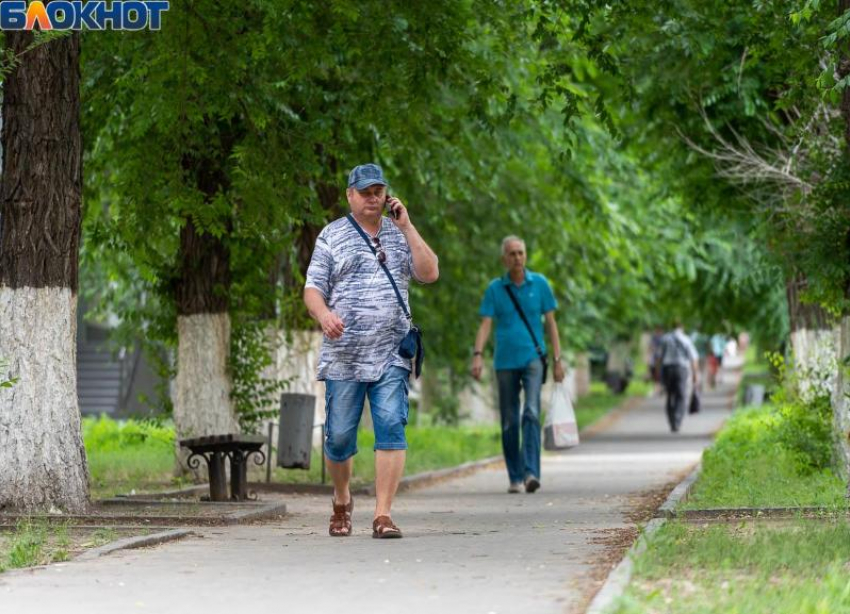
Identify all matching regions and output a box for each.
[323,366,410,462]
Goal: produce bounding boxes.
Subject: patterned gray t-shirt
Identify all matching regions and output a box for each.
[305,215,416,382]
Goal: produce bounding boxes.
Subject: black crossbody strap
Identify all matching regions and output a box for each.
[505,285,545,359]
[346,214,411,321]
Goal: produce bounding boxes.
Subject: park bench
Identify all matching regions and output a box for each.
[179,434,266,502]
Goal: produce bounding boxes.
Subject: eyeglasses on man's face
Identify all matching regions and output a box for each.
[371,236,387,264]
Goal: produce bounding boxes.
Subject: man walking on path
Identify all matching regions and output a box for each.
[656,321,699,432]
[304,163,439,538]
[471,236,564,494]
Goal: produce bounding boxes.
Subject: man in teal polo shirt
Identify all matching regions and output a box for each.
[471,236,565,493]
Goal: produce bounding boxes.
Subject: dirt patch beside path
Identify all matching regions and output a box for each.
[572,477,684,613]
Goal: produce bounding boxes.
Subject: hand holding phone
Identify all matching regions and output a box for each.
[385,193,399,220]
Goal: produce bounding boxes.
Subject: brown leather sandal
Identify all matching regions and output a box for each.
[372,515,402,539]
[329,497,353,537]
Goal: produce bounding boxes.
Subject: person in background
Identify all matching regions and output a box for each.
[707,333,726,388]
[471,236,565,494]
[648,325,665,396]
[656,321,699,433]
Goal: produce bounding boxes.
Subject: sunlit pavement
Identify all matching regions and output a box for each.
[0,370,739,614]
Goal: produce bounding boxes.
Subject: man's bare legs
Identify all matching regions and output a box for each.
[326,450,405,516]
[327,457,353,505]
[374,449,405,519]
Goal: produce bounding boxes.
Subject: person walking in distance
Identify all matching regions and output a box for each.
[656,321,699,432]
[471,236,565,493]
[304,163,439,538]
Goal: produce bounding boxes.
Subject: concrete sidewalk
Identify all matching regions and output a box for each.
[0,373,738,614]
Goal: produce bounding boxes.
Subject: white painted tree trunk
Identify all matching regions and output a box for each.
[790,328,837,404]
[0,288,88,513]
[832,317,850,488]
[173,313,239,440]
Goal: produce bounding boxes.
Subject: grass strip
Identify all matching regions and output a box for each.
[681,402,846,510]
[0,521,118,572]
[610,520,850,614]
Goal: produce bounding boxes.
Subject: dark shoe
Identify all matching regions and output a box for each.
[524,477,540,493]
[508,483,522,494]
[329,497,353,537]
[372,515,402,539]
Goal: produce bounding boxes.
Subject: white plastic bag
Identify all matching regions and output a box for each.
[544,382,580,450]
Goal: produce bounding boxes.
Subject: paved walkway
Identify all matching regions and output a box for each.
[0,372,739,614]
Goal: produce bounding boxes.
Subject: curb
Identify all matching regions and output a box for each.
[75,529,193,562]
[657,464,701,517]
[585,463,701,614]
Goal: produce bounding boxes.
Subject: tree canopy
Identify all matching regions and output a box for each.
[71,0,847,420]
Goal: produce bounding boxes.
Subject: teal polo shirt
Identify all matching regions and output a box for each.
[479,269,557,370]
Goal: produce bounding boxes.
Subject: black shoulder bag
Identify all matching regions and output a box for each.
[504,285,548,384]
[346,214,424,378]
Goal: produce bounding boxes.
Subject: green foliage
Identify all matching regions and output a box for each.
[82,415,174,454]
[584,0,850,318]
[76,0,809,425]
[0,358,17,389]
[229,320,286,434]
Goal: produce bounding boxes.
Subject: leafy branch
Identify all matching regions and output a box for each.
[0,358,18,389]
[0,31,73,82]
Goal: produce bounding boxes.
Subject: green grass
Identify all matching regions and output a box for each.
[0,522,123,573]
[83,416,189,498]
[0,521,107,572]
[682,396,846,510]
[610,520,850,614]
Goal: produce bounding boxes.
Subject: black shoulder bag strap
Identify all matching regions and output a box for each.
[504,284,548,384]
[346,214,423,376]
[346,214,411,319]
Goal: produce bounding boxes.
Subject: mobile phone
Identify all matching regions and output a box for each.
[385,193,399,219]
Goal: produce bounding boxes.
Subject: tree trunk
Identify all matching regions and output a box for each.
[832,318,850,487]
[174,312,238,437]
[0,32,88,512]
[172,218,239,444]
[839,0,850,496]
[786,275,837,400]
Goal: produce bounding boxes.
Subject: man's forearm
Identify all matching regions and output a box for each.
[304,288,330,322]
[545,315,561,358]
[474,319,492,354]
[402,223,439,283]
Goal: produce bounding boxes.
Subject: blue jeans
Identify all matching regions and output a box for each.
[324,366,410,462]
[496,359,543,484]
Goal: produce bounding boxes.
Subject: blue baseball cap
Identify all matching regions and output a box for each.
[347,163,388,190]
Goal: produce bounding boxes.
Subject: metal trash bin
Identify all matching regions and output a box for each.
[744,384,765,407]
[277,393,316,469]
